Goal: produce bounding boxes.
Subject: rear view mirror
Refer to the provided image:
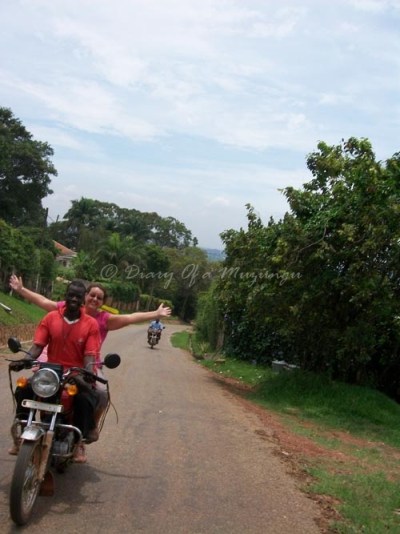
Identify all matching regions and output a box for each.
[8,337,22,353]
[103,353,121,369]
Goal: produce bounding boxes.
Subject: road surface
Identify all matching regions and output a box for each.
[0,324,323,533]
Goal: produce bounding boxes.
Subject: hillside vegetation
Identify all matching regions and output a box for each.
[0,290,45,327]
[0,290,46,347]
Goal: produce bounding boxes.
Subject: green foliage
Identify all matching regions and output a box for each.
[139,293,172,311]
[0,109,211,321]
[150,215,194,248]
[310,470,400,534]
[105,280,140,303]
[170,330,191,350]
[38,248,57,284]
[255,370,400,443]
[45,196,206,318]
[202,357,271,386]
[0,218,38,288]
[0,107,56,227]
[51,278,69,301]
[195,283,222,350]
[49,197,197,251]
[214,138,400,399]
[141,245,171,295]
[16,226,58,286]
[71,250,98,281]
[163,246,211,321]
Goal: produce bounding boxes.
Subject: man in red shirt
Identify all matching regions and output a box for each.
[11,280,101,463]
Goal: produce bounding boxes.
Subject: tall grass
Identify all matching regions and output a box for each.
[254,370,400,447]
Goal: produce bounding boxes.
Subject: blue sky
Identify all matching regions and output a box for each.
[1,0,399,249]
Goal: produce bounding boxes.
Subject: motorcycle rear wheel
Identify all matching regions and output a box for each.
[10,441,42,525]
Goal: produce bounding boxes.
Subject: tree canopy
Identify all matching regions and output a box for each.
[0,108,206,319]
[49,197,196,250]
[0,107,56,227]
[209,138,400,399]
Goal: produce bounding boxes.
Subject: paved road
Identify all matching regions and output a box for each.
[0,324,323,533]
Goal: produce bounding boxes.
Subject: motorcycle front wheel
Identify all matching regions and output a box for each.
[10,441,43,525]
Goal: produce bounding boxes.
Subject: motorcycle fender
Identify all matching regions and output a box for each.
[21,426,45,441]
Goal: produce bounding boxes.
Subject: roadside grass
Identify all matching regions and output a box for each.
[202,355,270,386]
[0,290,45,326]
[171,331,400,533]
[170,329,191,350]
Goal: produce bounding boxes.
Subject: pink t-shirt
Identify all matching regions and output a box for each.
[94,309,110,344]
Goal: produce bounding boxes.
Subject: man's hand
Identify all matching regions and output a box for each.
[72,374,95,392]
[9,360,28,372]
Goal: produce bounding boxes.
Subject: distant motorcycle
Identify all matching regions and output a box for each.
[147,324,166,348]
[6,337,120,526]
[147,328,161,348]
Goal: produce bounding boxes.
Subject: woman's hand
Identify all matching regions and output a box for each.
[10,274,23,293]
[157,303,172,318]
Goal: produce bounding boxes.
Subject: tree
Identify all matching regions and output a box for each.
[164,246,210,321]
[281,138,400,387]
[148,215,195,248]
[50,197,197,252]
[71,251,98,281]
[216,138,400,399]
[95,232,146,283]
[140,244,170,301]
[0,107,56,227]
[0,219,38,289]
[217,205,288,362]
[196,280,223,350]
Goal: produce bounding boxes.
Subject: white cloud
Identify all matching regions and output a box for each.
[208,197,231,207]
[2,0,399,247]
[348,0,400,12]
[27,125,92,152]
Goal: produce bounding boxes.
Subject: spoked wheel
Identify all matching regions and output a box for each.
[10,441,43,525]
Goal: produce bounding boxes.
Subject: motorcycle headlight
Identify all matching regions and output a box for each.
[31,368,60,398]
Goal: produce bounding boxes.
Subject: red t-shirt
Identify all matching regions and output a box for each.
[57,301,110,344]
[34,306,100,369]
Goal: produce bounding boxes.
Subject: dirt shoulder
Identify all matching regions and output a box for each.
[207,372,400,533]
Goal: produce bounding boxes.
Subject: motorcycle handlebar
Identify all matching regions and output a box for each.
[92,373,108,385]
[7,358,36,371]
[68,367,109,385]
[8,361,110,384]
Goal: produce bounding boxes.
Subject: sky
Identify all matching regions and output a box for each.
[1,0,399,249]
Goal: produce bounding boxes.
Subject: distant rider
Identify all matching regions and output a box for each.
[147,318,164,342]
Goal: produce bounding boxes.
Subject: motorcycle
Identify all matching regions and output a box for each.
[6,336,121,526]
[147,328,160,348]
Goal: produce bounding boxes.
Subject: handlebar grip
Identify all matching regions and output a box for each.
[83,369,108,385]
[8,359,35,371]
[95,375,108,385]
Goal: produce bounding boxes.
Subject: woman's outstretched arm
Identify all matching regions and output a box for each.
[106,303,171,331]
[9,274,58,312]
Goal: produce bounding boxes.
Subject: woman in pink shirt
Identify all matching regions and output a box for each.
[9,275,172,459]
[10,276,171,344]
